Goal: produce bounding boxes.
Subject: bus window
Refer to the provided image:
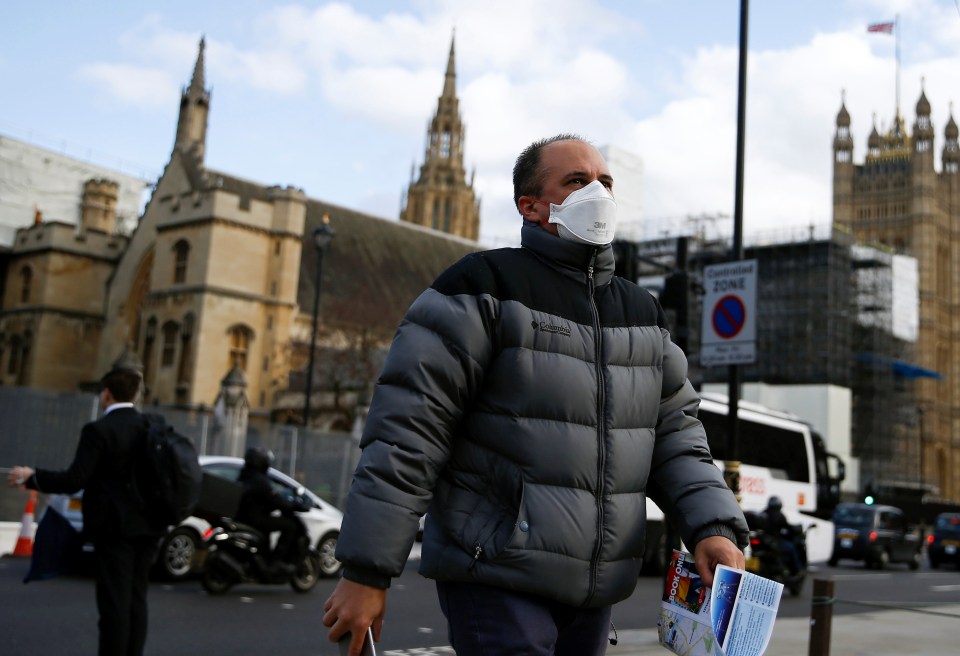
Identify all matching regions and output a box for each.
[698,410,810,483]
[700,411,729,460]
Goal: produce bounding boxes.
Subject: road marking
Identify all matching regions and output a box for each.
[828,573,893,581]
[383,648,455,655]
[932,584,960,592]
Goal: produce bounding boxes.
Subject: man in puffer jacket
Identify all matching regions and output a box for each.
[324,134,748,656]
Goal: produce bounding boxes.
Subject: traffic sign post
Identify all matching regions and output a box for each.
[700,259,757,366]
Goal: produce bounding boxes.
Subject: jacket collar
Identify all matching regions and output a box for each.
[519,221,615,287]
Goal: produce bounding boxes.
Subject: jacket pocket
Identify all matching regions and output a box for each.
[461,480,526,567]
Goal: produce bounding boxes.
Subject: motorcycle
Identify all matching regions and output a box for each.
[200,493,322,595]
[743,510,808,596]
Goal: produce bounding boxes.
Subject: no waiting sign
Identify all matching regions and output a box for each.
[700,259,757,366]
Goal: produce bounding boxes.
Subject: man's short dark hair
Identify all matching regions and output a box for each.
[100,367,143,403]
[512,133,588,211]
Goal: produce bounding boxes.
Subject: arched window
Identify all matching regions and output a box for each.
[440,130,451,158]
[173,240,190,284]
[142,317,157,383]
[7,335,20,376]
[19,267,32,303]
[161,321,179,367]
[227,324,254,371]
[17,332,31,385]
[177,313,194,384]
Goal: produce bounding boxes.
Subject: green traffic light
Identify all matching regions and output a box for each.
[864,495,874,505]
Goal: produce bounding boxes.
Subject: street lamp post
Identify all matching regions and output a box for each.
[303,218,335,427]
[917,406,925,485]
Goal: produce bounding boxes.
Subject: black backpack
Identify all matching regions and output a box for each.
[133,413,203,529]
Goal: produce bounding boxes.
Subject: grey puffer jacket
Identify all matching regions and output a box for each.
[336,222,748,608]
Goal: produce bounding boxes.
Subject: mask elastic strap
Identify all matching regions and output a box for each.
[531,199,553,229]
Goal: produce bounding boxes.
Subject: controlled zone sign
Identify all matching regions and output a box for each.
[700,259,757,366]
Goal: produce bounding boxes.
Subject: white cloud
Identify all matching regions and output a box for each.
[15,0,960,248]
[78,64,178,109]
[213,42,308,94]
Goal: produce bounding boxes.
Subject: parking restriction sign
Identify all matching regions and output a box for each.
[700,259,757,366]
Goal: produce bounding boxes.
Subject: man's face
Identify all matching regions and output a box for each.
[518,140,613,236]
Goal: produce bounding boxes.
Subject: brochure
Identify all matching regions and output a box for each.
[657,550,783,656]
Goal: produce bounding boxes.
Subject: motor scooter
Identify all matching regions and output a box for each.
[201,500,321,595]
[743,510,808,596]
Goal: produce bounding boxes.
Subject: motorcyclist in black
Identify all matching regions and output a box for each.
[236,446,307,576]
[762,496,804,575]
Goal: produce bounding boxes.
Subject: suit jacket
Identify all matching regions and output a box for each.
[28,407,162,540]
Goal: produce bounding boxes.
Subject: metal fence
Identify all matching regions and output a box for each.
[0,387,361,522]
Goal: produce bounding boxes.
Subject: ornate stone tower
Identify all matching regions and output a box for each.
[174,36,210,163]
[97,37,306,411]
[832,86,960,500]
[400,34,481,241]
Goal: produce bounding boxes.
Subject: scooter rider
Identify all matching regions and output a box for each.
[763,496,803,575]
[236,446,306,576]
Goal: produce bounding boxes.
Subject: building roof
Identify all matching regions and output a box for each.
[301,198,482,336]
[204,166,483,335]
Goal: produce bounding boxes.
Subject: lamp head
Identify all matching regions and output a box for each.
[314,214,335,250]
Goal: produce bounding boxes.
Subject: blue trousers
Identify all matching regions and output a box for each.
[436,580,613,655]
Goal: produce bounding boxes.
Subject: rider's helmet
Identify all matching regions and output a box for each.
[767,496,783,512]
[243,446,274,474]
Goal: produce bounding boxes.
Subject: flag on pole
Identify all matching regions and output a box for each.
[867,22,895,34]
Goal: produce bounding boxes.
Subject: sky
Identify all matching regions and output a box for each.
[3,0,960,248]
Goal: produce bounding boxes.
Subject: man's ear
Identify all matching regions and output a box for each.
[100,387,115,408]
[517,195,540,221]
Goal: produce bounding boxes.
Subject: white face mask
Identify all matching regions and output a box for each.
[542,180,618,245]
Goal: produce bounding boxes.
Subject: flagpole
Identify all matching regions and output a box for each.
[895,14,901,116]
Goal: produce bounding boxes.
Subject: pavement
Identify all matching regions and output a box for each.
[5,521,960,654]
[605,603,960,655]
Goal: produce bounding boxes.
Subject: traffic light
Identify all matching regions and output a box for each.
[660,271,690,352]
[611,240,638,281]
[863,483,876,505]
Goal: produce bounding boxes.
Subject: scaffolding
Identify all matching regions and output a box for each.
[623,228,919,492]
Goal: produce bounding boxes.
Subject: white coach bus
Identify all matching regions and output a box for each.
[643,393,845,573]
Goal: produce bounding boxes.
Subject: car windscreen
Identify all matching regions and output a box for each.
[935,515,960,536]
[833,507,873,527]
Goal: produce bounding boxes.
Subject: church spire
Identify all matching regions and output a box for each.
[442,31,457,101]
[188,36,206,100]
[174,37,211,163]
[399,31,481,241]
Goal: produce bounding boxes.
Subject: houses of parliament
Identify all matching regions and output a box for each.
[0,36,479,431]
[1,34,959,500]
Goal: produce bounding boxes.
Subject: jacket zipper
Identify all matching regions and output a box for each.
[468,543,483,571]
[586,250,606,604]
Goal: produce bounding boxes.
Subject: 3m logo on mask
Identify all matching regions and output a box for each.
[531,320,571,337]
[545,180,618,246]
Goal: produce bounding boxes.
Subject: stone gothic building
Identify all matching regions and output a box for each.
[400,36,481,240]
[832,87,960,499]
[0,38,481,430]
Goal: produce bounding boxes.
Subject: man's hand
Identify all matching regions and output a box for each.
[323,578,387,656]
[6,466,33,489]
[694,535,745,588]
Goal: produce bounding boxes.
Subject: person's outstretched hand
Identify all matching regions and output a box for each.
[6,466,33,488]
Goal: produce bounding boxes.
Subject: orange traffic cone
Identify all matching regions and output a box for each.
[12,490,37,557]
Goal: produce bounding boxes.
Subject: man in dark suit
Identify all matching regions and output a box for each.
[7,365,163,656]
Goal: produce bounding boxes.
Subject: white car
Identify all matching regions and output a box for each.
[49,455,344,581]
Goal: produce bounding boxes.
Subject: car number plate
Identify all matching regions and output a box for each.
[745,556,760,572]
[68,498,83,512]
[841,538,853,548]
